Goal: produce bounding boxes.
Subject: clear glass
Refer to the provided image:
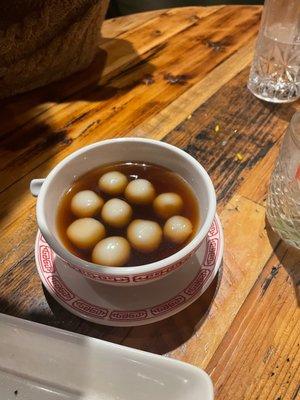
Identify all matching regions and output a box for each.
[248,0,300,103]
[267,112,300,249]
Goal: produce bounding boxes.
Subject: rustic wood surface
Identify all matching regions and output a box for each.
[0,5,299,399]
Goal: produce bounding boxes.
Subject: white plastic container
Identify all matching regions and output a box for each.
[0,313,214,400]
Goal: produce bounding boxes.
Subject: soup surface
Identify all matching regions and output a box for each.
[56,162,200,267]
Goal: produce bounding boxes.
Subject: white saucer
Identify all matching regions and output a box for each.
[35,215,223,327]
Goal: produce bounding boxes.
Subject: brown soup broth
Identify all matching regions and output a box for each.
[56,162,200,267]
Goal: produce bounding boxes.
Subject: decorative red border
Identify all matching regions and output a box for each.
[36,216,222,324]
[66,220,216,284]
[39,245,55,273]
[72,299,108,318]
[67,246,199,284]
[46,275,74,302]
[150,295,186,316]
[109,310,148,321]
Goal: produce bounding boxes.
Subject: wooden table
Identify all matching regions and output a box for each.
[0,5,299,399]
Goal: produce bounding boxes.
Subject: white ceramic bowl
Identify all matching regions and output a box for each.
[31,138,216,286]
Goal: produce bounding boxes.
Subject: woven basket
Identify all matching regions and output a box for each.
[0,0,109,98]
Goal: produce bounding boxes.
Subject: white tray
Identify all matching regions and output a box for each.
[0,313,214,399]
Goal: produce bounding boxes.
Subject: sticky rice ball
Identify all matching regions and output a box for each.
[125,179,156,205]
[163,216,193,244]
[70,190,104,218]
[98,171,128,195]
[101,198,132,228]
[153,192,183,219]
[127,219,162,253]
[92,236,131,267]
[67,218,106,249]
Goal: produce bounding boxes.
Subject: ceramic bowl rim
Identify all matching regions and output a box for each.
[36,138,216,276]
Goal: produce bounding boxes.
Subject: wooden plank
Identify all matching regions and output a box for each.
[101,10,164,38]
[0,205,37,274]
[101,6,223,39]
[238,142,281,206]
[206,241,300,400]
[130,39,256,139]
[164,68,298,209]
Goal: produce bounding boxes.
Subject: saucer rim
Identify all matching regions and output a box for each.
[35,214,223,327]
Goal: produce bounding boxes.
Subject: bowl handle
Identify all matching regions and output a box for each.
[30,179,45,197]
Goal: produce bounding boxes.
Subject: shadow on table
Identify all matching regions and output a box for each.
[265,218,300,307]
[39,267,222,355]
[0,36,155,152]
[261,100,299,123]
[119,271,222,354]
[0,35,155,232]
[0,34,154,116]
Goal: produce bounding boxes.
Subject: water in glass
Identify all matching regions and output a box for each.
[267,112,300,249]
[248,0,300,103]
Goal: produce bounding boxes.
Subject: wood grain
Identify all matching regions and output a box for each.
[207,242,300,400]
[0,6,299,400]
[101,6,224,39]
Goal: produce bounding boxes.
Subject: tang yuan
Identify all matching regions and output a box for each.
[101,198,132,228]
[127,219,162,253]
[92,237,131,267]
[125,179,156,205]
[71,190,104,217]
[153,192,183,219]
[98,171,128,195]
[163,216,193,244]
[67,218,105,249]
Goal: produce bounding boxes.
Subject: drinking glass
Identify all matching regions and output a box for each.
[267,112,300,249]
[248,0,300,103]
